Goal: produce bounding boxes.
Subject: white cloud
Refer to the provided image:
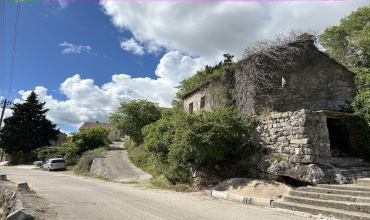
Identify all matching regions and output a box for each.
[14,2,369,133]
[101,1,370,59]
[120,38,145,55]
[58,1,68,10]
[16,51,209,130]
[59,42,92,54]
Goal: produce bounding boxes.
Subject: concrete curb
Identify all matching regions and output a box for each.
[207,190,273,207]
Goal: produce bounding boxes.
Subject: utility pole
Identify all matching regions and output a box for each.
[0,99,12,162]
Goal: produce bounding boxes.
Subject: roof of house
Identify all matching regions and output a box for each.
[183,34,354,99]
[79,122,114,130]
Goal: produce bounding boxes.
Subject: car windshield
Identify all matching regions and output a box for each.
[51,160,65,163]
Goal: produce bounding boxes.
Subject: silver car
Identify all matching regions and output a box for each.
[43,158,67,171]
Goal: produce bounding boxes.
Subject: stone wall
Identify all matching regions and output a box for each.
[255,109,331,164]
[184,84,212,113]
[90,158,109,179]
[252,48,355,115]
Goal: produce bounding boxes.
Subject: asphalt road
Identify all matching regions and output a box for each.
[0,166,309,220]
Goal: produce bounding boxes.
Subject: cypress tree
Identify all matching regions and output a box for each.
[0,91,59,153]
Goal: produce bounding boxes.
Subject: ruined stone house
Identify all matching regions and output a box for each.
[79,122,121,141]
[183,34,364,184]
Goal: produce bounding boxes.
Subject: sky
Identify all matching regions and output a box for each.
[0,1,368,135]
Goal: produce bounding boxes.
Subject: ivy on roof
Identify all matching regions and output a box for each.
[175,54,236,100]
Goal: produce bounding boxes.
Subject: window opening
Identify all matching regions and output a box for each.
[200,96,206,109]
[189,102,193,114]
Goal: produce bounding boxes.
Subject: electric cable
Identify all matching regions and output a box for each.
[8,0,21,99]
[1,1,4,98]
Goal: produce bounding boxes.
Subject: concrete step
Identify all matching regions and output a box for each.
[297,186,370,197]
[358,178,370,186]
[317,184,370,192]
[340,169,370,177]
[272,200,370,220]
[289,190,370,203]
[284,196,370,214]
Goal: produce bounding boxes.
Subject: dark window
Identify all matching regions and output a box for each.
[189,102,193,114]
[200,96,206,109]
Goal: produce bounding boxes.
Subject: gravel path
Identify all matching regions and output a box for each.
[103,141,152,182]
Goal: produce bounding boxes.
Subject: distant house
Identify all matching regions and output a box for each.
[48,132,68,147]
[79,122,121,141]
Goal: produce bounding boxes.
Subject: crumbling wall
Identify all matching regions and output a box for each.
[252,49,356,115]
[184,84,212,113]
[255,109,331,163]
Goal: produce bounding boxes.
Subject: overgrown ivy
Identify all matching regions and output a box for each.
[175,54,236,101]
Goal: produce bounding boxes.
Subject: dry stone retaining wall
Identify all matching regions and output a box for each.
[256,109,331,164]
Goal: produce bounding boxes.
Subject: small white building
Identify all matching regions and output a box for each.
[79,122,121,141]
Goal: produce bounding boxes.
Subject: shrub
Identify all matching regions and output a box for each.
[142,107,258,184]
[70,126,111,154]
[37,127,111,166]
[72,147,107,174]
[8,151,38,165]
[109,100,162,144]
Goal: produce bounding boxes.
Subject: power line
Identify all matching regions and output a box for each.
[1,1,4,98]
[8,0,21,99]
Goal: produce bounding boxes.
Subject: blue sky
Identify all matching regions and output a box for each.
[1,1,368,134]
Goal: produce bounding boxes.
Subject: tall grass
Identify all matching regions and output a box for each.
[72,147,107,174]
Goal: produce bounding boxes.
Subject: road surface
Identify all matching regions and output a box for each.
[103,141,152,182]
[0,166,309,220]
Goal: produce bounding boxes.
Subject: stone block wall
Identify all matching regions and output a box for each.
[255,109,331,164]
[184,84,212,113]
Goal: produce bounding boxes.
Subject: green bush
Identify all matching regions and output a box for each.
[72,147,108,174]
[37,126,111,166]
[142,107,258,184]
[8,151,38,165]
[109,99,162,144]
[37,147,64,162]
[70,126,111,154]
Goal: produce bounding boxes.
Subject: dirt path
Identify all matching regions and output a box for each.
[103,141,152,182]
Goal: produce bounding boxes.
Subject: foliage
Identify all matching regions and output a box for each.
[109,99,162,144]
[150,176,189,192]
[320,6,370,70]
[69,126,111,154]
[0,92,59,154]
[72,147,107,174]
[321,7,370,123]
[37,147,64,162]
[142,107,258,184]
[175,54,235,100]
[8,151,38,166]
[37,126,110,166]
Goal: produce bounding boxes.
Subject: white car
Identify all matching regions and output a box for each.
[33,161,43,167]
[43,158,67,171]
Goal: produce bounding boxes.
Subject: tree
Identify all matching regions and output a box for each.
[320,6,370,70]
[320,6,370,123]
[142,107,258,183]
[0,91,59,153]
[109,99,161,144]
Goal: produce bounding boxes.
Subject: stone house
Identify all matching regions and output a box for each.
[183,34,363,184]
[79,122,121,141]
[48,132,68,147]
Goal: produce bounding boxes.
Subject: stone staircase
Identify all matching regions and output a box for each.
[272,178,370,220]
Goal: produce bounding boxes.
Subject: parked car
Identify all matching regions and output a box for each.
[33,161,43,167]
[43,158,67,171]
